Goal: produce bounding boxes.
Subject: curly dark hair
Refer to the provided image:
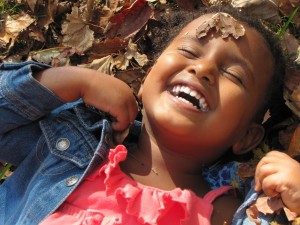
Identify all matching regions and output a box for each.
[144,5,290,126]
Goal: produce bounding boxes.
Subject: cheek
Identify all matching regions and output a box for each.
[153,53,187,75]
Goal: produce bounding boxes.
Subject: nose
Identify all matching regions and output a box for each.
[186,60,217,85]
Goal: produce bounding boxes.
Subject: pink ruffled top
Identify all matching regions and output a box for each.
[40,145,232,225]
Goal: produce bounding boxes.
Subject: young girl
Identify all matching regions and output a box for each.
[0,6,288,225]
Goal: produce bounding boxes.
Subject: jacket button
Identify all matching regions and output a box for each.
[56,138,70,151]
[65,176,79,187]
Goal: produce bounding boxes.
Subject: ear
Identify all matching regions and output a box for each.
[232,123,265,155]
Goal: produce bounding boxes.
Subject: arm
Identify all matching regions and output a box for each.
[35,66,138,131]
[255,150,300,215]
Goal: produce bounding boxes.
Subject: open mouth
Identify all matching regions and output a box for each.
[170,85,209,112]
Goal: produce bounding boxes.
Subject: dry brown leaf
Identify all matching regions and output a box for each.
[284,72,300,118]
[114,39,148,70]
[231,0,280,21]
[88,38,128,59]
[26,0,38,11]
[175,0,202,10]
[196,12,245,39]
[202,0,231,6]
[79,56,115,75]
[36,0,59,29]
[255,194,283,214]
[278,123,298,151]
[28,26,45,43]
[29,47,70,64]
[247,194,298,222]
[286,124,300,157]
[0,13,35,48]
[246,205,261,225]
[279,0,300,29]
[61,6,94,53]
[104,0,153,39]
[99,0,121,28]
[284,207,298,222]
[295,47,300,65]
[282,31,300,62]
[115,69,144,94]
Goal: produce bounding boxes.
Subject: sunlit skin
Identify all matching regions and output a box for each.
[138,14,273,167]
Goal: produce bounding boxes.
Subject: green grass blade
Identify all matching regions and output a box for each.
[278,5,300,38]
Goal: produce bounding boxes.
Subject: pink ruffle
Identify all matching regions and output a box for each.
[41,145,227,225]
[99,145,213,225]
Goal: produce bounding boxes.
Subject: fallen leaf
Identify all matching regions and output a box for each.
[26,0,38,11]
[284,207,298,222]
[79,55,115,75]
[175,0,201,10]
[295,46,300,64]
[0,13,35,48]
[247,194,298,223]
[255,194,283,214]
[231,0,280,21]
[29,47,70,64]
[115,68,144,94]
[196,12,245,40]
[279,0,300,29]
[36,0,59,29]
[99,0,121,28]
[88,38,128,59]
[246,205,261,225]
[104,0,153,39]
[61,6,94,53]
[114,39,148,70]
[282,31,300,62]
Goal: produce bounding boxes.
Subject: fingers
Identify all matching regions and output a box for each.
[110,96,138,131]
[254,151,286,192]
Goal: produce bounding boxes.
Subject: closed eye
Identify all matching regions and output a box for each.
[178,47,198,58]
[221,68,244,86]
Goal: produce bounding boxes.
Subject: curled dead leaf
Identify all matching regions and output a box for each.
[231,0,280,21]
[61,6,94,53]
[0,13,35,49]
[79,56,115,75]
[104,0,153,39]
[196,12,245,40]
[114,39,148,70]
[247,194,298,223]
[175,0,202,10]
[246,205,261,225]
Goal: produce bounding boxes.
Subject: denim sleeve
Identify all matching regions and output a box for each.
[0,61,64,134]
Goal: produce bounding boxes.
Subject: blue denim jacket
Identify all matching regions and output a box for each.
[0,61,288,225]
[0,61,117,225]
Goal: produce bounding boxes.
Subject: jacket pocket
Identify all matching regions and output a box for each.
[39,111,99,169]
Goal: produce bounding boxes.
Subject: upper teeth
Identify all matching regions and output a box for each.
[171,85,209,112]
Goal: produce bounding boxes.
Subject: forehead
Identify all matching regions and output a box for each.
[170,13,274,88]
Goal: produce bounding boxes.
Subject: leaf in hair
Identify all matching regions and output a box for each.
[196,12,245,39]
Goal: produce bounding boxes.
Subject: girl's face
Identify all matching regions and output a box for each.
[140,14,273,163]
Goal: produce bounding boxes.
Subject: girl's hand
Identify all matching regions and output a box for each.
[35,66,138,132]
[82,72,138,131]
[255,150,300,215]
